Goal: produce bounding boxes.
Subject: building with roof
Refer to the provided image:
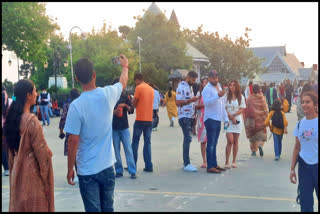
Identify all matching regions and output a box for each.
[245,46,297,86]
[143,2,209,86]
[245,45,318,86]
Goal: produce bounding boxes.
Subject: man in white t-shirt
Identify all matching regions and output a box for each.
[176,71,199,172]
[64,55,129,212]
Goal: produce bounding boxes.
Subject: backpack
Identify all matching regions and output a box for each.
[271,110,284,130]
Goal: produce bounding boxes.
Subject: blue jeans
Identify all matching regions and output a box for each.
[152,109,159,128]
[298,156,318,212]
[78,166,115,212]
[112,129,136,174]
[48,106,53,117]
[178,117,193,166]
[39,105,50,125]
[204,119,221,169]
[132,121,153,170]
[273,133,283,158]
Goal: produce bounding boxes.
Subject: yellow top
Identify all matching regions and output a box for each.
[281,98,289,113]
[264,110,288,135]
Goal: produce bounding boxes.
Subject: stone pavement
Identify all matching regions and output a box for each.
[1,105,318,211]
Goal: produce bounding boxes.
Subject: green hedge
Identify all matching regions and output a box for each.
[48,87,82,108]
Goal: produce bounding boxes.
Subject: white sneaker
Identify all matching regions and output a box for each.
[4,170,9,176]
[184,164,197,172]
[73,176,79,183]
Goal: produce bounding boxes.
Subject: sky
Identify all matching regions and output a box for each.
[2,2,318,83]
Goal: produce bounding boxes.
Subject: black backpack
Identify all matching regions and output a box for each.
[271,110,284,130]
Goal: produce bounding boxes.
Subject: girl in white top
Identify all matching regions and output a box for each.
[290,91,318,212]
[224,80,246,169]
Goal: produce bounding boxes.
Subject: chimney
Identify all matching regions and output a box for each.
[300,62,304,67]
[312,64,318,71]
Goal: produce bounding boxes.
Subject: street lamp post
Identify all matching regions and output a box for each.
[137,36,143,73]
[8,52,20,80]
[69,26,85,88]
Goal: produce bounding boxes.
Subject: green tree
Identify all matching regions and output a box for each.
[118,25,131,39]
[70,22,140,88]
[29,33,69,90]
[2,2,59,63]
[127,11,193,90]
[183,26,265,85]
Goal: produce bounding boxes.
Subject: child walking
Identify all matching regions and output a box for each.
[264,99,288,160]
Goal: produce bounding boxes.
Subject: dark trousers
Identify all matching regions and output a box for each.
[178,117,192,166]
[298,156,318,212]
[2,140,9,171]
[78,166,115,212]
[204,119,221,169]
[152,109,159,128]
[132,121,153,170]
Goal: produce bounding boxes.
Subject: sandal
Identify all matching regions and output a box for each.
[224,164,231,169]
[231,163,237,168]
[200,163,207,168]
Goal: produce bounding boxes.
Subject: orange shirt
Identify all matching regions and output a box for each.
[134,82,154,121]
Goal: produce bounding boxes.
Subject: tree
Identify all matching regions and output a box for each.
[29,33,69,89]
[182,26,265,85]
[2,2,59,63]
[127,11,193,90]
[70,22,140,88]
[118,25,131,39]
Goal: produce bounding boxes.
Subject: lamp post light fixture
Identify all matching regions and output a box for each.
[8,52,20,80]
[64,60,68,68]
[69,26,86,88]
[137,36,143,73]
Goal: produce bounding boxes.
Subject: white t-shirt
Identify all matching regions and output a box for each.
[176,81,195,119]
[293,117,318,164]
[64,83,123,175]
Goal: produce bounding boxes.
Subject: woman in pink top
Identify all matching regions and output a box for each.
[195,77,208,168]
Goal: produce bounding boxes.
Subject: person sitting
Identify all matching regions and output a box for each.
[52,99,61,117]
[280,95,289,113]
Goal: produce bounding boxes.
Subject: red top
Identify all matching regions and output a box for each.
[52,100,58,109]
[249,85,253,94]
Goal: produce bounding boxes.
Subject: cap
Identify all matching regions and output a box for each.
[208,70,218,77]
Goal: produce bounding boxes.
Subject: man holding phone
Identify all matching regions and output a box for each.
[202,70,229,173]
[64,55,128,212]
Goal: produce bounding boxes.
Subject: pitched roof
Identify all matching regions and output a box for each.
[169,10,180,27]
[247,46,286,68]
[283,53,303,75]
[169,69,189,79]
[297,68,313,80]
[143,2,167,20]
[185,42,209,62]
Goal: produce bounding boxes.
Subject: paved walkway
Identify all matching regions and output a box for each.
[1,105,318,211]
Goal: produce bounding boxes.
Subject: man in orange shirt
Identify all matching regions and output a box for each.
[132,73,155,172]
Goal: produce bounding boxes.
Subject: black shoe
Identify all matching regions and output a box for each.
[124,167,128,171]
[42,124,46,126]
[143,168,153,172]
[115,172,123,178]
[130,173,136,179]
[47,124,50,126]
[258,146,264,157]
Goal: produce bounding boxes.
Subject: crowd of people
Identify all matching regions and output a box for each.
[1,54,318,212]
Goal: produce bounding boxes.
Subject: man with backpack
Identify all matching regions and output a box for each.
[38,87,51,126]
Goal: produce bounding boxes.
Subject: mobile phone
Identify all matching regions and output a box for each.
[112,56,121,65]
